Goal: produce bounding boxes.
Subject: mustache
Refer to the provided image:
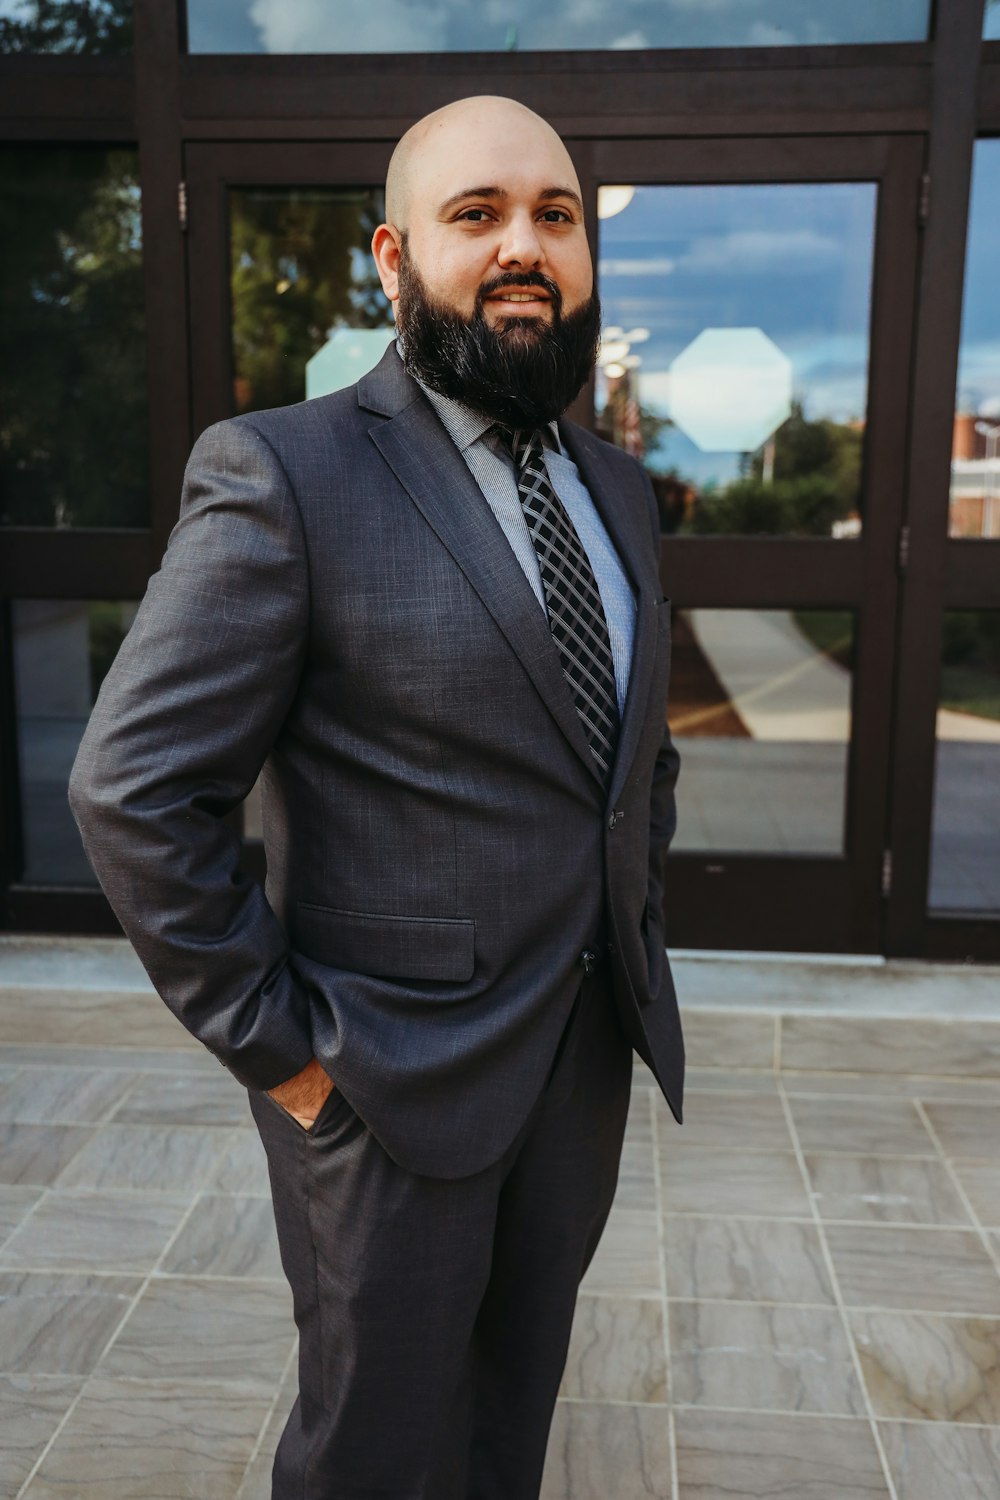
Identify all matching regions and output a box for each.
[475,271,563,317]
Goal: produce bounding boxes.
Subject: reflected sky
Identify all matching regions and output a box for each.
[956,140,1000,417]
[597,182,875,488]
[185,0,930,53]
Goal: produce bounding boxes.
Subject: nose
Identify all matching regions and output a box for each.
[497,210,545,270]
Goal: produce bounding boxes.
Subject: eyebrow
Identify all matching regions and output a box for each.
[437,184,584,215]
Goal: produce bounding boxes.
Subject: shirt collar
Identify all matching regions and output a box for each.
[397,337,563,456]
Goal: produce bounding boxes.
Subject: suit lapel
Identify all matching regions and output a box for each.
[558,422,662,807]
[366,382,603,789]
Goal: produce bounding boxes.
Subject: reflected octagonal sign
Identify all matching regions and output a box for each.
[669,327,792,453]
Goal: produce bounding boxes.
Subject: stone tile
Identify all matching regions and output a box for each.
[670,1300,866,1417]
[804,1154,971,1227]
[851,1309,1000,1423]
[161,1195,283,1279]
[0,985,184,1049]
[953,1161,1000,1228]
[787,1095,935,1156]
[0,1373,84,1495]
[684,1069,779,1096]
[825,1224,1000,1315]
[0,1044,213,1073]
[661,1149,811,1219]
[681,1011,775,1071]
[580,1206,660,1295]
[100,1277,294,1390]
[0,1184,43,1248]
[207,1129,271,1197]
[923,1102,1000,1161]
[112,1071,252,1127]
[656,1091,793,1152]
[664,1216,836,1305]
[0,1190,190,1274]
[674,1409,890,1497]
[0,1067,137,1125]
[880,1420,1000,1500]
[0,1123,94,1186]
[0,1272,139,1375]
[237,1381,295,1500]
[559,1295,666,1403]
[540,1400,672,1499]
[782,1072,1000,1102]
[54,1124,227,1194]
[21,1375,272,1500]
[780,1016,1000,1079]
[615,1138,658,1212]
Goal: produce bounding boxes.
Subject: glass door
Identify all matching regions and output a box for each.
[586,136,924,950]
[184,135,923,952]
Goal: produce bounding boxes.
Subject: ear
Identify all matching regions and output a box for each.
[371,223,402,304]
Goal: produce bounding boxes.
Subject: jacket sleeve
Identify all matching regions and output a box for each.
[641,470,681,932]
[68,416,316,1091]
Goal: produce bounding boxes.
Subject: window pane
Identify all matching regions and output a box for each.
[229,187,393,415]
[0,146,148,527]
[951,141,1000,538]
[929,611,1000,912]
[187,0,929,52]
[597,183,875,538]
[12,600,136,886]
[0,0,131,53]
[986,1,1000,39]
[669,607,853,854]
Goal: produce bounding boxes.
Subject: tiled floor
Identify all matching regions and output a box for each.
[2,1029,1000,1496]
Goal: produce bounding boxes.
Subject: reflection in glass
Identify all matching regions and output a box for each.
[0,0,131,53]
[929,612,1000,912]
[187,0,929,52]
[951,141,1000,538]
[668,608,853,854]
[987,0,1000,39]
[597,182,876,538]
[12,600,136,885]
[229,187,393,415]
[0,146,147,527]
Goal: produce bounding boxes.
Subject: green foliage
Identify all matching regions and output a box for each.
[229,188,391,415]
[940,612,1000,722]
[791,610,854,669]
[689,472,849,537]
[688,399,864,537]
[0,0,131,55]
[0,145,148,527]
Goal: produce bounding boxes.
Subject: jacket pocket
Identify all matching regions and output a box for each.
[294,902,476,983]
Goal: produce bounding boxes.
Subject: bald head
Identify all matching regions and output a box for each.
[385,96,579,232]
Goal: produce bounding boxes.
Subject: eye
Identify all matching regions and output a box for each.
[540,207,572,222]
[457,207,493,222]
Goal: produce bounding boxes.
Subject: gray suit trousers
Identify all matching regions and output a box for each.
[248,958,633,1500]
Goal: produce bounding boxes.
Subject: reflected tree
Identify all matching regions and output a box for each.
[0,0,131,54]
[0,146,147,527]
[230,189,391,415]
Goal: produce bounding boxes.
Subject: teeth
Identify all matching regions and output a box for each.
[500,293,543,302]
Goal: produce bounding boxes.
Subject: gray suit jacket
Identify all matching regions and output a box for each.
[69,344,684,1178]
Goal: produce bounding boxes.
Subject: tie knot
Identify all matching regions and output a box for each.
[496,426,544,470]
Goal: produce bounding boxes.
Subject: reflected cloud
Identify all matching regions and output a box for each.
[248,0,449,51]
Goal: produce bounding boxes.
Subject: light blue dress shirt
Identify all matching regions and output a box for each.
[411,376,637,715]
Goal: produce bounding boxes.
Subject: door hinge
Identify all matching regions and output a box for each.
[917,171,930,228]
[178,179,188,232]
[881,849,893,898]
[897,523,910,575]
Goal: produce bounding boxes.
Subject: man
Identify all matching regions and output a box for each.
[69,95,684,1500]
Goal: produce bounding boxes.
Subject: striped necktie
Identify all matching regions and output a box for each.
[500,427,620,784]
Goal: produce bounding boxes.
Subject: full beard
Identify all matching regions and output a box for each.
[395,238,601,430]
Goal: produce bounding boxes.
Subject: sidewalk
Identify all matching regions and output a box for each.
[1,938,998,1499]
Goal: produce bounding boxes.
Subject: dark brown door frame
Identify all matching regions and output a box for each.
[884,0,998,960]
